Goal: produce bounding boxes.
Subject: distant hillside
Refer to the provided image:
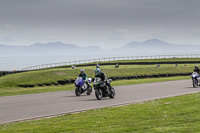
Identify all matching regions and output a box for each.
[112,39,200,54]
[0,42,103,56]
[0,39,200,56]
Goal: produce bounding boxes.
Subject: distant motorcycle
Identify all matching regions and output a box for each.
[191,72,199,88]
[93,77,115,100]
[74,77,92,96]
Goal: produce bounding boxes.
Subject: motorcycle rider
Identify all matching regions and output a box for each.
[78,69,88,86]
[94,68,111,93]
[194,65,200,85]
[115,63,119,68]
[194,65,200,74]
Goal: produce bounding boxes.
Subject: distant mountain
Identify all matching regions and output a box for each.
[0,39,200,56]
[31,42,79,49]
[0,42,103,56]
[0,44,6,47]
[113,39,200,54]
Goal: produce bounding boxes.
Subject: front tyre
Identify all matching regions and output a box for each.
[75,87,81,96]
[193,79,198,88]
[109,87,115,98]
[95,89,103,100]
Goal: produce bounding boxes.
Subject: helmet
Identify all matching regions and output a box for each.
[94,68,100,75]
[80,69,85,74]
[96,65,100,68]
[195,65,199,69]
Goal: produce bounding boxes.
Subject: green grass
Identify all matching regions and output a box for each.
[1,89,200,132]
[0,63,196,88]
[0,76,190,97]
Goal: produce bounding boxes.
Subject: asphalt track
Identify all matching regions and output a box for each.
[0,79,199,124]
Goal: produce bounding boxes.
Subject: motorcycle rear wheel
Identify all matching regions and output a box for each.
[86,85,92,95]
[109,87,115,98]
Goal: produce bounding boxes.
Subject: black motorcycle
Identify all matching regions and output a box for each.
[93,77,115,100]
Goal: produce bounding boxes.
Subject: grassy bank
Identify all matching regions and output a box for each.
[0,76,190,97]
[0,89,200,132]
[0,63,196,88]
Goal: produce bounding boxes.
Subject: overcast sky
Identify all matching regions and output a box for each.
[0,0,200,49]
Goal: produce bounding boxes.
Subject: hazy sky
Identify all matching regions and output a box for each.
[0,0,200,49]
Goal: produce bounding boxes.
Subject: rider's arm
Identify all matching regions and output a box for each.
[101,73,106,81]
[82,73,87,80]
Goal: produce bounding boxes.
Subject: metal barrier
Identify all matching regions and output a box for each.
[22,54,200,71]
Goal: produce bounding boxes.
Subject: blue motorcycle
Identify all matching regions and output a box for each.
[191,72,199,88]
[74,77,92,96]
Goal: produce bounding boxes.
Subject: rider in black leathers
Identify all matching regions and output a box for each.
[194,65,200,74]
[94,68,111,92]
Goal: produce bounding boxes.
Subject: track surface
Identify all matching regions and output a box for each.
[0,79,199,124]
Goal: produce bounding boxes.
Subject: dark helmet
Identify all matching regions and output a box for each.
[94,68,100,75]
[80,69,85,74]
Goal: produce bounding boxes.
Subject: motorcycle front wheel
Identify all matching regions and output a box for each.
[95,89,103,100]
[193,79,198,88]
[75,87,81,96]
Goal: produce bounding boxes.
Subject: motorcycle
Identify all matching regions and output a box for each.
[93,77,115,100]
[74,77,92,96]
[191,72,199,88]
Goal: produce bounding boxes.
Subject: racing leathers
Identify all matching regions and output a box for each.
[194,67,200,74]
[78,73,88,85]
[95,71,111,89]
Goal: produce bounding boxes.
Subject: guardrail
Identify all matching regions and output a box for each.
[22,54,200,71]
